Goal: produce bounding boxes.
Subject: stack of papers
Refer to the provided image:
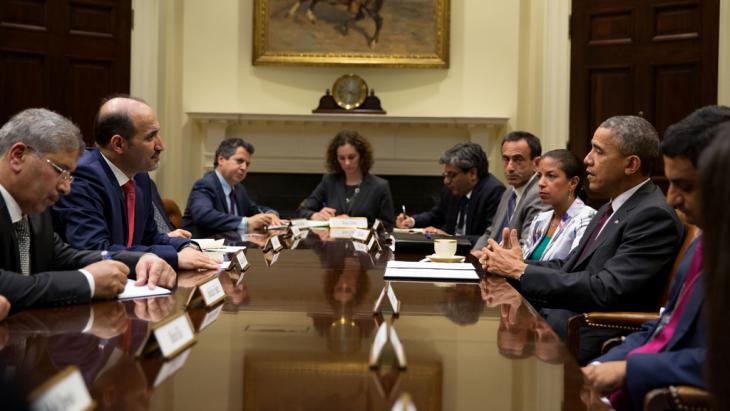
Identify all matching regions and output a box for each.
[384,261,479,282]
[118,279,172,300]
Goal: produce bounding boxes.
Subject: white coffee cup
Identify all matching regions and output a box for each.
[433,239,457,257]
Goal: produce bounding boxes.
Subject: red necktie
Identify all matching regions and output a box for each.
[122,180,135,247]
[609,240,703,409]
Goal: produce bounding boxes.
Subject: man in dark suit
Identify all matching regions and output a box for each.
[53,96,218,271]
[582,106,730,410]
[482,116,683,363]
[472,131,549,255]
[395,142,505,245]
[0,108,174,315]
[182,138,283,238]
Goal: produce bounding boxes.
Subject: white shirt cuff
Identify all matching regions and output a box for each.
[79,269,95,299]
[238,217,248,235]
[81,305,95,333]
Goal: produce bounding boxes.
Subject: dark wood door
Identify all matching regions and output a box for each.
[0,0,131,146]
[569,0,719,170]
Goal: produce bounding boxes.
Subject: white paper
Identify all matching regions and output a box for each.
[330,228,356,238]
[219,261,231,270]
[393,228,425,234]
[219,245,246,253]
[307,220,331,228]
[329,217,368,228]
[384,268,479,281]
[291,218,309,228]
[352,228,371,242]
[118,279,172,300]
[192,238,226,250]
[386,261,475,270]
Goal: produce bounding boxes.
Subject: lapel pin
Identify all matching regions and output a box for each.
[614,219,619,224]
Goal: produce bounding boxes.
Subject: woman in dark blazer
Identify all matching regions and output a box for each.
[297,130,395,227]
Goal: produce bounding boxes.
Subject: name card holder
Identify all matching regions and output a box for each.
[368,319,407,370]
[372,281,401,316]
[263,249,281,267]
[29,366,95,411]
[139,347,194,388]
[372,218,387,235]
[286,224,305,239]
[282,235,302,250]
[228,249,250,273]
[391,393,418,411]
[136,312,196,359]
[351,228,372,243]
[189,303,224,333]
[263,235,284,253]
[185,276,225,308]
[370,366,404,401]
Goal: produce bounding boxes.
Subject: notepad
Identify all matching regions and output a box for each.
[384,261,479,282]
[192,238,225,250]
[118,279,172,300]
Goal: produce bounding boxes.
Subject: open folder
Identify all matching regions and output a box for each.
[384,261,479,282]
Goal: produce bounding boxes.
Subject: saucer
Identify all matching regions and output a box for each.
[426,254,465,263]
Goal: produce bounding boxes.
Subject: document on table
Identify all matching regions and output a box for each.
[307,220,331,228]
[192,238,225,250]
[392,228,426,234]
[118,279,172,300]
[384,261,479,282]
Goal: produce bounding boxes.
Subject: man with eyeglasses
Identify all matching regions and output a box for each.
[52,95,218,272]
[0,108,175,315]
[395,142,505,245]
[471,131,548,257]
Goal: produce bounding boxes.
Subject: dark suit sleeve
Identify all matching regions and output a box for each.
[0,269,91,312]
[50,232,145,277]
[297,178,328,219]
[412,189,448,229]
[184,179,243,233]
[520,205,679,312]
[625,348,706,410]
[595,320,659,362]
[379,181,395,227]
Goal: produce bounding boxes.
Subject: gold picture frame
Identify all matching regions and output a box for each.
[253,0,450,68]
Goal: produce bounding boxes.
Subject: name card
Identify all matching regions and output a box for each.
[30,366,94,411]
[368,235,379,251]
[199,304,224,331]
[153,348,192,387]
[353,241,369,254]
[373,282,401,315]
[264,250,280,267]
[352,228,371,242]
[228,249,250,273]
[287,225,303,239]
[372,218,383,233]
[264,235,283,253]
[186,276,225,308]
[137,312,196,359]
[368,321,407,369]
[329,217,368,229]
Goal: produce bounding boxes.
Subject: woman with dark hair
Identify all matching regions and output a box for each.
[700,127,730,411]
[522,149,596,261]
[297,130,395,227]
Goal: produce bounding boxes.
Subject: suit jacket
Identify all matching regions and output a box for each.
[473,173,548,250]
[596,238,705,411]
[150,179,174,232]
[520,182,683,343]
[181,171,276,238]
[0,196,142,313]
[411,174,505,245]
[297,173,395,228]
[52,148,188,269]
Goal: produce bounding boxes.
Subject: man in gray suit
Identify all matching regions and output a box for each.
[482,116,683,363]
[471,131,549,257]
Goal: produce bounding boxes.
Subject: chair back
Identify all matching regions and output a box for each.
[162,198,183,229]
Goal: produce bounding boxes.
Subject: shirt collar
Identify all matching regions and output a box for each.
[611,178,651,212]
[100,153,130,187]
[215,170,233,195]
[0,183,23,223]
[465,190,472,200]
[512,173,537,204]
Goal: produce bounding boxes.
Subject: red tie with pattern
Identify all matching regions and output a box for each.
[122,180,135,247]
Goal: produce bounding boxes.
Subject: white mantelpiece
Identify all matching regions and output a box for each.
[187,112,510,176]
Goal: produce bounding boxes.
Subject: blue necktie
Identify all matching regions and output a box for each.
[496,191,517,243]
[229,190,238,216]
[456,196,469,234]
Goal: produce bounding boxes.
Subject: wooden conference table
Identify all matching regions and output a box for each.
[0,229,605,411]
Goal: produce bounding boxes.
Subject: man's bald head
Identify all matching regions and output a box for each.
[93,95,149,147]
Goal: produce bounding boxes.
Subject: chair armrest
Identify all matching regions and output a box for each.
[644,385,713,411]
[566,312,660,359]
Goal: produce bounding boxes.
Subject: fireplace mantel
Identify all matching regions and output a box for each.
[187,112,510,176]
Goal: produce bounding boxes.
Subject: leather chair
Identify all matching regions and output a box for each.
[161,198,183,229]
[566,223,713,410]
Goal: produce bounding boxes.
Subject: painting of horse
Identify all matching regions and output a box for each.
[253,0,450,68]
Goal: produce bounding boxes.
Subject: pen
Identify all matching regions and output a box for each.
[401,205,407,217]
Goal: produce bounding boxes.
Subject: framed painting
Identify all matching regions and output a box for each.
[253,0,450,68]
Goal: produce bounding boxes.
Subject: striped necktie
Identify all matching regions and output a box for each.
[14,216,31,275]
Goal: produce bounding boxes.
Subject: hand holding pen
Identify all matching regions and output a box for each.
[395,204,414,228]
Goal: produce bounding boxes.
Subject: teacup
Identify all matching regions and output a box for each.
[433,239,457,257]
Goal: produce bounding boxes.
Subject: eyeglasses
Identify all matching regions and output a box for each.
[25,145,74,183]
[441,170,463,181]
